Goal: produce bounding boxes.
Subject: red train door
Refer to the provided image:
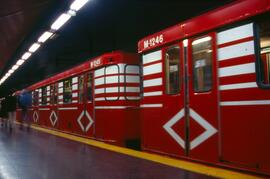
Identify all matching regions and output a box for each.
[85,72,95,138]
[187,33,219,162]
[49,83,58,129]
[161,44,186,156]
[76,73,95,137]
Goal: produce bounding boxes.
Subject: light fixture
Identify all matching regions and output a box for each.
[38,31,53,43]
[183,39,188,47]
[22,52,32,60]
[70,0,89,11]
[8,69,14,74]
[192,36,212,45]
[29,43,41,53]
[16,59,25,66]
[51,13,71,30]
[12,65,19,71]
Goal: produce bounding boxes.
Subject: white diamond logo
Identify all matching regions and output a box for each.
[189,109,217,150]
[33,111,39,123]
[163,109,185,149]
[163,108,217,150]
[77,110,94,132]
[50,111,58,126]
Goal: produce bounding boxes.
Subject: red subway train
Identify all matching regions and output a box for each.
[16,0,270,176]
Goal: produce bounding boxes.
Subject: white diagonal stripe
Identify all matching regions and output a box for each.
[163,109,185,149]
[219,82,257,90]
[219,63,255,77]
[189,108,217,150]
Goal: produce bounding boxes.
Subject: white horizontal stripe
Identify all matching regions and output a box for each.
[219,63,255,77]
[72,100,78,103]
[95,87,140,94]
[39,108,50,111]
[72,77,78,83]
[218,41,254,61]
[47,91,50,96]
[143,91,163,97]
[58,82,63,88]
[94,96,140,101]
[143,78,162,87]
[58,107,78,110]
[58,95,63,100]
[95,75,140,86]
[95,106,132,109]
[58,88,63,93]
[72,84,78,90]
[140,104,163,108]
[143,62,162,76]
[217,23,253,45]
[220,100,270,106]
[47,86,50,91]
[220,82,257,90]
[95,68,105,78]
[143,50,162,64]
[72,93,78,98]
[126,65,140,74]
[105,65,119,75]
[58,101,63,104]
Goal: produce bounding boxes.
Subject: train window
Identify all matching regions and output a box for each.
[192,36,213,92]
[165,45,181,94]
[257,18,270,87]
[63,78,72,104]
[105,65,119,100]
[33,90,39,106]
[41,87,47,105]
[79,75,84,103]
[124,65,140,100]
[50,84,57,104]
[87,73,93,101]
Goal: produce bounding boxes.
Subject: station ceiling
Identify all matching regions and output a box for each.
[0,0,233,96]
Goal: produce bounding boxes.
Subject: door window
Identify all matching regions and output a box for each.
[165,45,181,94]
[257,18,270,86]
[79,75,84,103]
[63,78,72,104]
[192,36,213,92]
[87,73,93,102]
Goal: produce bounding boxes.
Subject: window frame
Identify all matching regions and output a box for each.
[164,44,182,95]
[191,35,213,93]
[63,78,73,104]
[254,21,270,89]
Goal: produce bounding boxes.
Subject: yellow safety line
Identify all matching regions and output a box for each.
[28,124,261,179]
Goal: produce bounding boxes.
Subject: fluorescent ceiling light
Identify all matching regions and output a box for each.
[38,31,53,43]
[51,13,71,30]
[8,69,14,74]
[12,65,19,70]
[29,43,41,53]
[16,59,25,66]
[70,0,89,11]
[22,52,32,60]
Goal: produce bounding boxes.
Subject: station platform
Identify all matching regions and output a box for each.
[0,124,260,179]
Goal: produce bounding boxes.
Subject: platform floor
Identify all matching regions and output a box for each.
[0,125,215,179]
[0,124,259,179]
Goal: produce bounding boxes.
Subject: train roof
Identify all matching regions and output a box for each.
[138,0,270,53]
[26,51,138,91]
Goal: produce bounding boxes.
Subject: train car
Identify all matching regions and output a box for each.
[138,0,270,175]
[17,51,141,148]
